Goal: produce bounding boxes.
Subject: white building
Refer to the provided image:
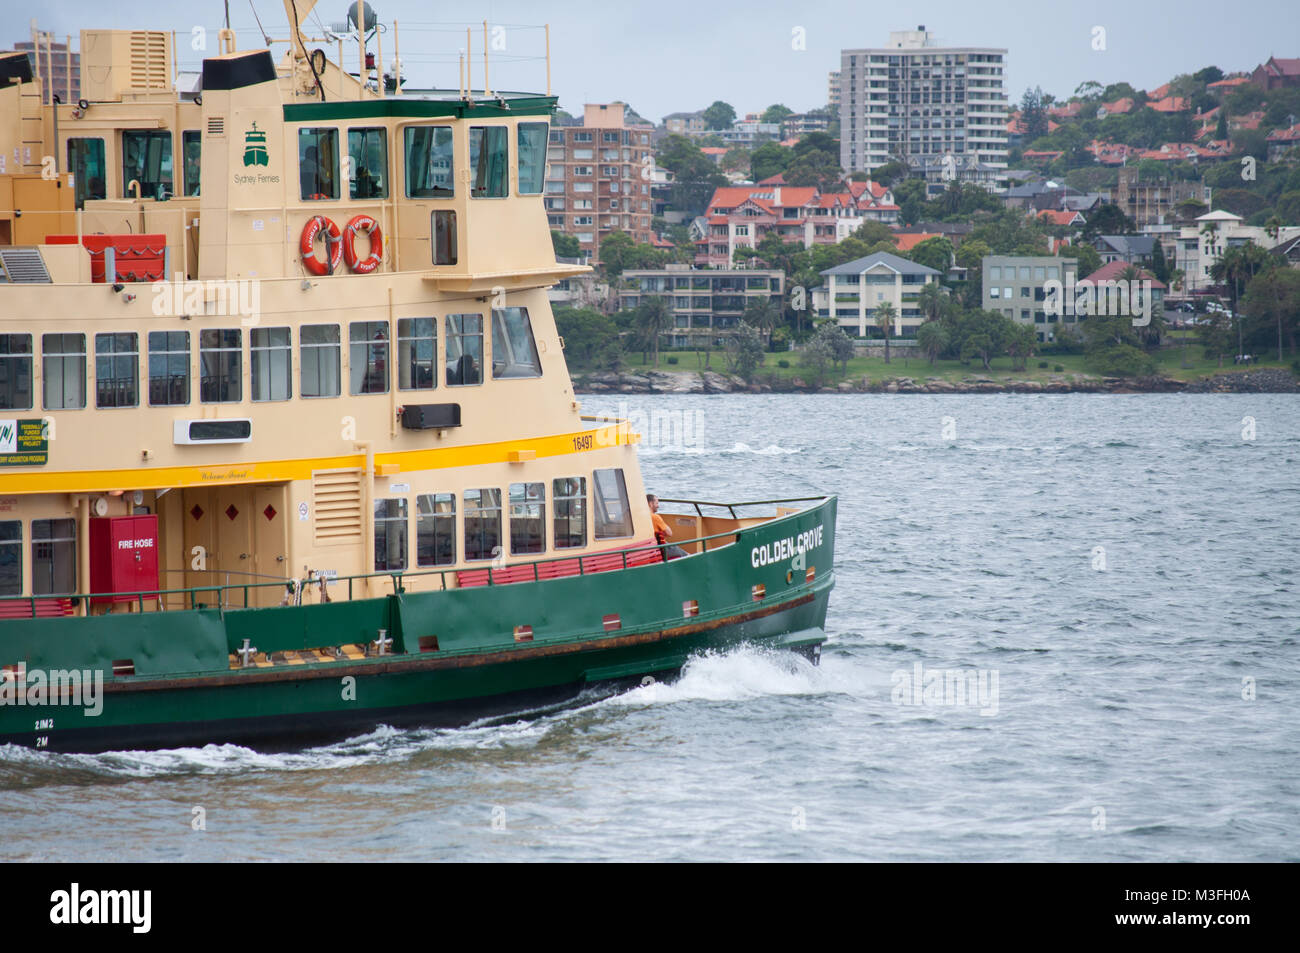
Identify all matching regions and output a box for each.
[814,252,942,338]
[1176,210,1300,293]
[837,26,1009,182]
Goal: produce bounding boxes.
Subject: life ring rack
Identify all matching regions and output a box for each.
[300,215,343,276]
[343,215,384,274]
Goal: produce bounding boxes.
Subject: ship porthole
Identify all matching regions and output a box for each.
[785,569,794,584]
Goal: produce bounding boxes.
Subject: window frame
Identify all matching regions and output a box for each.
[373,498,408,571]
[416,493,456,567]
[463,488,503,562]
[552,477,587,550]
[516,122,548,196]
[41,333,86,411]
[508,482,546,556]
[94,332,139,409]
[0,333,34,411]
[468,125,509,199]
[592,468,633,540]
[298,126,341,201]
[397,318,437,391]
[0,520,20,597]
[349,321,390,395]
[403,124,455,199]
[121,129,173,199]
[147,330,191,407]
[199,328,242,404]
[300,324,342,399]
[445,314,484,387]
[31,518,76,596]
[490,307,542,380]
[347,126,389,199]
[250,326,293,402]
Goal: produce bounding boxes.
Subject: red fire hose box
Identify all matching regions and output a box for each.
[89,515,159,604]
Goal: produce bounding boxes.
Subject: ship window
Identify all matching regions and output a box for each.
[31,518,76,596]
[42,333,85,410]
[592,468,633,539]
[445,314,483,386]
[251,327,292,401]
[122,130,173,199]
[416,493,456,567]
[463,488,502,561]
[431,210,457,265]
[397,318,436,391]
[0,334,33,411]
[0,521,19,596]
[349,321,389,394]
[374,498,408,571]
[199,329,242,403]
[300,324,341,398]
[491,308,542,379]
[517,122,548,194]
[94,332,138,408]
[298,127,340,201]
[552,477,586,549]
[405,125,454,198]
[348,127,388,199]
[509,482,545,555]
[67,138,106,208]
[147,330,190,406]
[468,126,508,198]
[181,130,201,196]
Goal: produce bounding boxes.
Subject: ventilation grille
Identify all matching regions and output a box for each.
[128,31,170,90]
[206,116,224,137]
[312,469,363,543]
[0,247,51,283]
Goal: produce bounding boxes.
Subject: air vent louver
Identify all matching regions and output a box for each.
[0,247,52,283]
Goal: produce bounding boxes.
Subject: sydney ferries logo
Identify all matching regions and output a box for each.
[243,122,269,167]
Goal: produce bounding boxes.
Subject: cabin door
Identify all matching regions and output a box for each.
[212,486,254,606]
[182,488,217,606]
[251,484,289,606]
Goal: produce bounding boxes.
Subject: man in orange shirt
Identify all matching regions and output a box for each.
[647,494,687,560]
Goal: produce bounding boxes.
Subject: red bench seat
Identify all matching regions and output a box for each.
[457,540,663,588]
[0,598,75,619]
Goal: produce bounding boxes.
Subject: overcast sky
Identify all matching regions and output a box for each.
[5,0,1297,121]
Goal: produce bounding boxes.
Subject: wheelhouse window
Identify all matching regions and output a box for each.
[509,482,545,556]
[299,127,340,200]
[0,334,33,410]
[468,126,508,198]
[490,308,541,379]
[251,327,292,401]
[0,521,20,596]
[464,488,502,561]
[67,137,106,208]
[405,125,454,198]
[181,130,201,196]
[374,499,407,571]
[349,321,389,394]
[553,477,586,549]
[147,330,190,406]
[199,329,241,403]
[31,518,76,595]
[445,314,483,386]
[95,332,138,408]
[348,127,388,199]
[122,130,172,199]
[593,468,633,539]
[42,333,85,410]
[431,209,457,265]
[300,324,341,398]
[397,318,436,390]
[416,493,456,566]
[517,122,548,194]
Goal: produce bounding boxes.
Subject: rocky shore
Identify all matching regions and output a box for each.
[573,367,1299,395]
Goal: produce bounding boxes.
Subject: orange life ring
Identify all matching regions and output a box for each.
[343,215,383,274]
[300,215,342,276]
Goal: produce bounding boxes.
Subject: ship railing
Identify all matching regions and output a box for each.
[0,496,831,615]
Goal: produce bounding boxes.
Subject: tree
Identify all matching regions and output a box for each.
[1196,308,1235,367]
[784,149,843,191]
[1061,242,1102,279]
[909,237,954,275]
[551,230,582,259]
[1215,111,1229,141]
[850,220,899,247]
[1021,86,1050,142]
[724,321,766,381]
[634,296,672,365]
[1150,239,1170,284]
[657,134,728,218]
[1004,321,1038,371]
[1242,267,1300,357]
[916,320,949,366]
[871,161,907,187]
[1211,242,1277,356]
[825,323,855,373]
[1193,66,1225,85]
[915,282,947,324]
[553,307,622,369]
[874,300,897,363]
[702,101,736,131]
[800,331,835,387]
[750,142,792,182]
[761,104,795,124]
[1081,203,1137,241]
[742,296,780,345]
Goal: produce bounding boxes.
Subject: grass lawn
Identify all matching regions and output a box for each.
[603,344,1294,384]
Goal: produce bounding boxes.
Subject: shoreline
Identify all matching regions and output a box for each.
[573,368,1299,396]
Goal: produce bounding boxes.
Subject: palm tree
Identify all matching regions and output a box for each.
[635,296,672,367]
[874,300,897,364]
[915,282,946,325]
[1210,244,1274,358]
[742,296,780,347]
[916,320,948,366]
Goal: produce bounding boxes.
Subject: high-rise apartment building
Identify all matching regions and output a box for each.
[544,103,655,263]
[827,71,841,110]
[838,27,1008,190]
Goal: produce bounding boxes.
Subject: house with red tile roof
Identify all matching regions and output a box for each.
[1149,96,1190,113]
[1048,102,1086,120]
[1022,150,1063,165]
[1098,98,1135,118]
[1034,209,1086,228]
[1147,83,1171,101]
[1252,56,1300,91]
[1230,110,1266,132]
[1208,76,1251,92]
[1266,123,1300,161]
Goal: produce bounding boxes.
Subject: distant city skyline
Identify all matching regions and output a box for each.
[3,0,1296,123]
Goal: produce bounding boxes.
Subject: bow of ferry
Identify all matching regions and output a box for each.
[0,3,836,752]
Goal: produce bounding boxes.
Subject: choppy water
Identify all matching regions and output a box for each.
[2,394,1298,861]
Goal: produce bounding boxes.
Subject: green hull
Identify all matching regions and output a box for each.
[0,498,836,753]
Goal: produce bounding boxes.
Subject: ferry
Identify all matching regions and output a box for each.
[0,2,836,753]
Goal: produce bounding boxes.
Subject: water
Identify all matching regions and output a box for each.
[2,394,1297,861]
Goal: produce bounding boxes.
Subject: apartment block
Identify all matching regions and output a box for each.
[1113,167,1211,229]
[827,71,841,110]
[838,26,1009,186]
[545,103,655,263]
[618,265,785,347]
[814,252,942,338]
[982,255,1078,342]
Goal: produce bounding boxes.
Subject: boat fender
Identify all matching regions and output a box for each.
[343,215,384,273]
[300,215,343,276]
